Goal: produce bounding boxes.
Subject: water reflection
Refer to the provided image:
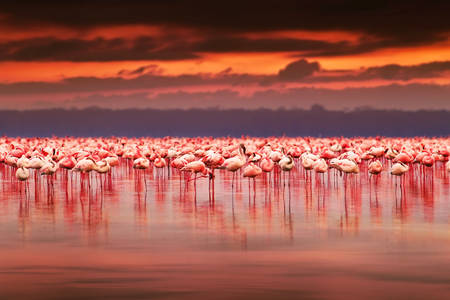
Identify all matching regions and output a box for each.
[0,160,449,300]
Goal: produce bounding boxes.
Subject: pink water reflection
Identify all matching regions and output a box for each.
[0,160,449,300]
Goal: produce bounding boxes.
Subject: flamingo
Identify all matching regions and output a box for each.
[368,160,382,187]
[153,155,167,178]
[221,144,246,189]
[181,160,208,175]
[73,157,97,173]
[301,153,318,170]
[17,155,30,168]
[394,152,413,164]
[95,160,111,173]
[171,157,187,169]
[261,157,275,172]
[421,155,434,167]
[40,159,59,190]
[28,156,46,169]
[201,151,224,196]
[260,156,275,186]
[133,157,150,169]
[248,153,261,163]
[104,155,120,167]
[279,154,295,186]
[243,163,262,178]
[391,161,409,192]
[16,167,30,181]
[15,166,30,194]
[414,151,428,164]
[313,159,328,173]
[9,147,25,159]
[368,146,385,157]
[154,156,166,168]
[338,159,360,174]
[391,162,409,176]
[243,162,262,194]
[330,143,342,153]
[5,155,18,167]
[181,160,212,194]
[59,155,77,169]
[92,159,111,190]
[279,155,295,172]
[368,160,383,175]
[269,149,283,163]
[72,156,98,188]
[40,160,58,175]
[385,147,399,160]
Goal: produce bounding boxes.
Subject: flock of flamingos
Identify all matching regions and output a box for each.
[1,136,449,195]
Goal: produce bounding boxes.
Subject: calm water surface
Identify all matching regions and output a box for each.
[0,161,449,300]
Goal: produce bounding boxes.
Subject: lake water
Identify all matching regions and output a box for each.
[0,161,449,300]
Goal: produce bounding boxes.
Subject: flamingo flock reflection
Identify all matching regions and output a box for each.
[0,136,448,244]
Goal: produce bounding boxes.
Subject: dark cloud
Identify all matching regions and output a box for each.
[361,61,450,81]
[192,36,402,58]
[192,34,448,58]
[297,35,448,57]
[0,35,417,62]
[0,1,446,63]
[278,59,320,80]
[311,60,450,82]
[117,64,162,76]
[0,35,340,62]
[0,37,198,61]
[0,72,267,95]
[1,1,449,47]
[192,37,346,53]
[0,35,367,62]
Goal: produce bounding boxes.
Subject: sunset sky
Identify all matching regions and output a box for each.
[0,1,449,110]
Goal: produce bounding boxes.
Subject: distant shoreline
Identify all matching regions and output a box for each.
[1,107,449,137]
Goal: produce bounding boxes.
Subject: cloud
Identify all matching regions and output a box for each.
[310,60,450,82]
[278,59,321,80]
[361,61,450,80]
[0,72,268,95]
[0,2,449,62]
[1,1,449,48]
[0,37,198,61]
[0,35,414,62]
[0,60,449,97]
[192,36,347,53]
[6,83,450,111]
[0,33,445,62]
[117,64,163,76]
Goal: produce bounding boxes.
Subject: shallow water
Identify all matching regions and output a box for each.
[0,161,449,300]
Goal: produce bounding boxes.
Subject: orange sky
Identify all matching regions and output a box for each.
[0,23,449,82]
[1,45,450,83]
[0,2,449,109]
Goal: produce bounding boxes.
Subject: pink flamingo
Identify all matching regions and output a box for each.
[279,154,295,186]
[221,144,246,189]
[181,160,212,195]
[243,162,262,195]
[368,160,383,175]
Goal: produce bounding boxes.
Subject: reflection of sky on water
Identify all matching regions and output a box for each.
[0,160,449,300]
